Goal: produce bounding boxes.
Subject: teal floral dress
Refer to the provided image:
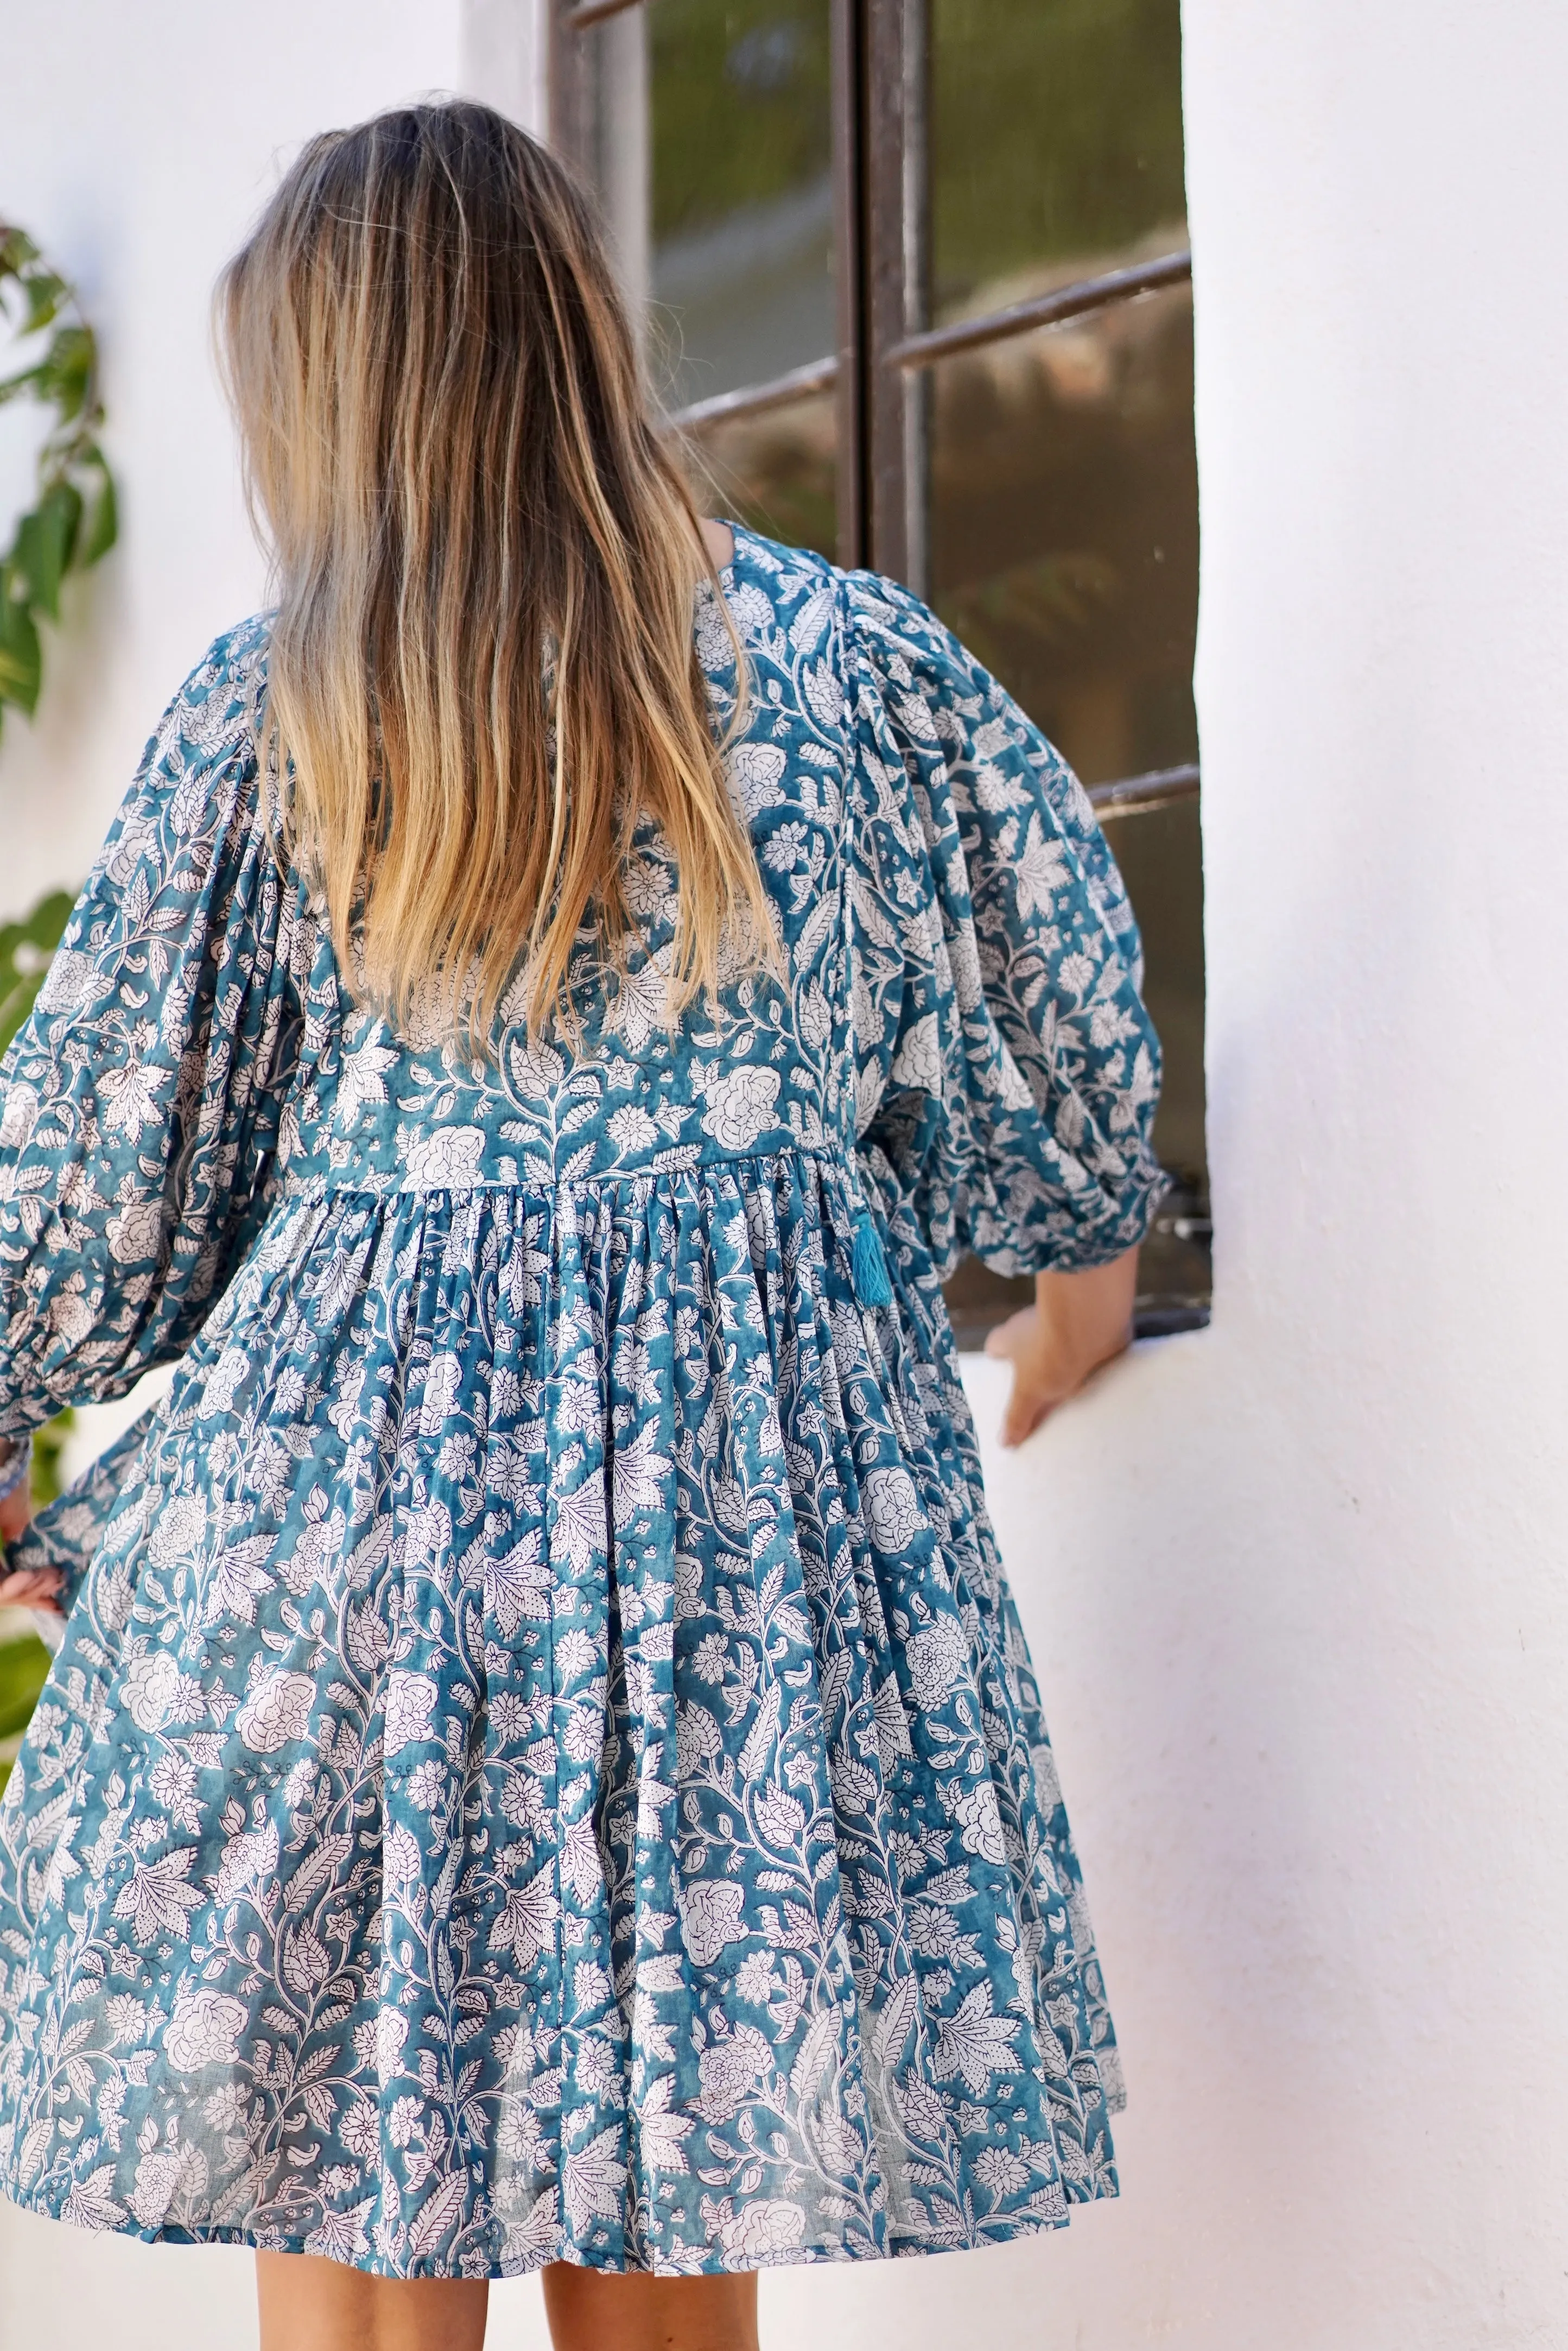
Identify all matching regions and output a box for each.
[0,527,1161,2278]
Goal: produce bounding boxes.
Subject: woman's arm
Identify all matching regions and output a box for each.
[841,570,1163,1453]
[0,625,295,1608]
[983,1245,1140,1448]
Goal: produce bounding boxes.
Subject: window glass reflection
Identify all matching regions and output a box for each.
[928,282,1197,783]
[682,391,837,566]
[647,0,835,410]
[926,0,1205,1328]
[930,0,1187,325]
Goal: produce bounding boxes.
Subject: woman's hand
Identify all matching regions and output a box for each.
[983,1246,1140,1448]
[0,1461,61,1613]
[0,1562,62,1611]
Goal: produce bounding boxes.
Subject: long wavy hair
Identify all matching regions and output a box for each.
[217,100,766,1040]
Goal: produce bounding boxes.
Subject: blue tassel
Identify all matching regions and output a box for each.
[852,1209,892,1308]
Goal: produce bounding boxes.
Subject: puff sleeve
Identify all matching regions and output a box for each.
[0,622,297,1447]
[843,569,1164,1277]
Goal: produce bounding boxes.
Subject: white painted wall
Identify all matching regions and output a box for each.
[8,3,1568,2348]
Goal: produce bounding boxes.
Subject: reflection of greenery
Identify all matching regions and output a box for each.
[936,549,1119,682]
[651,0,830,241]
[649,0,1182,280]
[1,888,72,1055]
[932,0,1186,302]
[928,292,1198,778]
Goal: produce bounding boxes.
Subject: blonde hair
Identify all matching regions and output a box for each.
[217,100,766,1041]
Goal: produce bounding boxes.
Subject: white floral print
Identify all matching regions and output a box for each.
[699,1063,781,1150]
[163,1988,248,2070]
[234,1671,315,1754]
[382,1671,439,1756]
[0,528,1160,2280]
[401,1125,486,1188]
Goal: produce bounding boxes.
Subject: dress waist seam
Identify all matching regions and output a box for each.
[271,1140,851,1206]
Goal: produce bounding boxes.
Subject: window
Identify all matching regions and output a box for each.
[549,0,1208,1339]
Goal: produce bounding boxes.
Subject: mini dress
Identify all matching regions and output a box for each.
[0,525,1163,2277]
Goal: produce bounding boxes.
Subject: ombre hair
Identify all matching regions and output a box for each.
[217,100,767,1040]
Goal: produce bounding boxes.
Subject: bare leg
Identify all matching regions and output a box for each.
[256,2250,489,2351]
[541,2264,759,2351]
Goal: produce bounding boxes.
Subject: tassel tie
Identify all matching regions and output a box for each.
[850,1205,892,1309]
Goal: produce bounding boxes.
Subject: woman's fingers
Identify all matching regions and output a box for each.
[0,1567,62,1612]
[984,1307,1062,1449]
[981,1252,1141,1449]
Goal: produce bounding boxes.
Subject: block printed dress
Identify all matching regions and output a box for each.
[0,526,1163,2277]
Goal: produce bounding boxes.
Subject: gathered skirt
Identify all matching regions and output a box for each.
[0,1151,1121,2275]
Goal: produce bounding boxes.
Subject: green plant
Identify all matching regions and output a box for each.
[0,1627,50,1794]
[0,1387,67,1793]
[0,885,73,1054]
[29,1408,75,1507]
[0,224,117,737]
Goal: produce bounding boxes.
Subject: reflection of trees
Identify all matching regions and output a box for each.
[650,0,831,244]
[930,262,1198,788]
[647,0,1186,301]
[937,550,1121,694]
[931,0,1186,304]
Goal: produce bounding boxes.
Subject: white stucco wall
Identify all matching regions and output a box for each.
[7,3,1568,2348]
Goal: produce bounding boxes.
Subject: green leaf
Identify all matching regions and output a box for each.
[0,971,39,1051]
[74,448,117,566]
[22,271,68,335]
[13,482,81,620]
[0,890,73,975]
[0,1633,51,1745]
[37,325,92,423]
[0,229,117,737]
[20,890,74,950]
[0,363,46,409]
[0,226,40,278]
[0,582,42,715]
[0,889,73,1055]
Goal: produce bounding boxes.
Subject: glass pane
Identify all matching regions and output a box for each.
[1103,796,1209,1323]
[926,0,1206,1331]
[574,1,837,548]
[930,0,1188,325]
[927,288,1205,1326]
[607,0,836,414]
[682,388,837,565]
[928,281,1197,783]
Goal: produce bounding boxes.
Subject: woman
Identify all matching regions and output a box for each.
[0,103,1161,2351]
